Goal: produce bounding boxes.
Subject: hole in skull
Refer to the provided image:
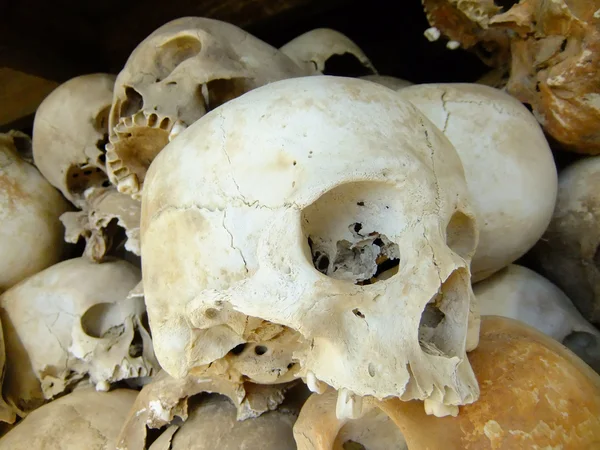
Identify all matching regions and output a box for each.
[128,327,144,358]
[323,53,373,77]
[156,35,202,80]
[230,343,246,355]
[203,78,248,111]
[303,182,401,285]
[255,345,268,356]
[343,441,367,450]
[140,311,151,336]
[418,270,467,358]
[81,303,126,338]
[352,308,365,319]
[66,163,109,195]
[96,133,109,153]
[12,135,33,160]
[562,331,600,373]
[120,86,143,118]
[144,424,170,449]
[446,211,477,261]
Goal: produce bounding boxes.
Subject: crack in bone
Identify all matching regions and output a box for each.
[222,209,249,272]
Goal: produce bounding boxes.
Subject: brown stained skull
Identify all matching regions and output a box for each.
[107,17,306,199]
[489,0,600,153]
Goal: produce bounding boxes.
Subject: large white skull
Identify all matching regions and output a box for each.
[0,257,158,414]
[141,77,480,412]
[107,17,306,199]
[32,74,114,208]
[0,133,70,292]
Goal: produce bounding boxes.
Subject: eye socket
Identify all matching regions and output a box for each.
[155,34,202,81]
[446,211,477,260]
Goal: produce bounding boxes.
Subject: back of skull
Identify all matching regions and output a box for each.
[141,77,479,407]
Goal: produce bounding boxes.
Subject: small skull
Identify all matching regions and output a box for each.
[0,257,158,415]
[475,264,600,373]
[280,28,376,76]
[530,155,600,326]
[107,17,306,199]
[141,77,480,414]
[32,74,114,208]
[0,132,70,292]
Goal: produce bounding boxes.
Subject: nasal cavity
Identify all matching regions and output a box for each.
[302,181,400,285]
[418,269,469,358]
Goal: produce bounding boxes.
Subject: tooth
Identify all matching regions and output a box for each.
[117,173,139,194]
[95,380,110,392]
[168,122,187,142]
[336,388,363,420]
[306,371,327,394]
[424,398,458,417]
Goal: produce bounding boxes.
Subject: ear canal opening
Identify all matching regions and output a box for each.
[446,211,477,261]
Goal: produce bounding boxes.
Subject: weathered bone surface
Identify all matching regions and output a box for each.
[141,76,480,413]
[294,389,407,450]
[0,133,70,293]
[490,0,600,154]
[107,17,306,199]
[0,388,137,450]
[375,316,600,449]
[146,394,298,450]
[475,264,600,373]
[530,156,600,326]
[0,257,158,415]
[61,186,141,261]
[360,75,412,90]
[32,74,114,207]
[280,29,376,75]
[116,369,294,449]
[398,83,557,282]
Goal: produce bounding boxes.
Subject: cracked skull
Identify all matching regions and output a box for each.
[141,77,480,413]
[107,16,305,199]
[0,257,158,415]
[32,74,114,208]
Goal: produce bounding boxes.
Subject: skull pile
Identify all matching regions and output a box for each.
[0,13,599,450]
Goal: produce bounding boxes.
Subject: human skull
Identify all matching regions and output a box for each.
[398,83,557,281]
[141,77,480,414]
[293,389,407,450]
[0,132,70,292]
[0,257,158,414]
[280,28,376,76]
[32,74,114,208]
[117,370,296,449]
[0,388,137,450]
[61,186,141,261]
[107,17,305,199]
[530,156,600,326]
[475,264,600,373]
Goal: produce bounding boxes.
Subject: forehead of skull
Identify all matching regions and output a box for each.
[145,76,467,211]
